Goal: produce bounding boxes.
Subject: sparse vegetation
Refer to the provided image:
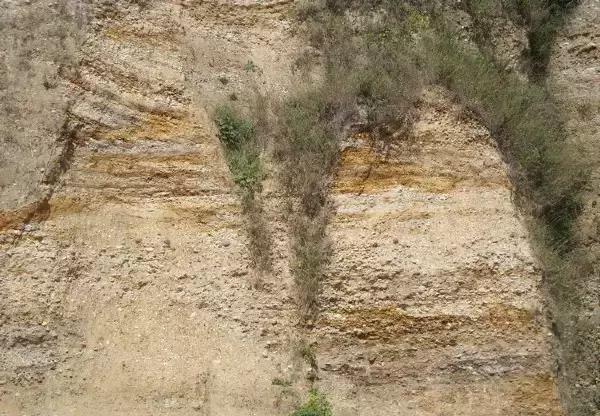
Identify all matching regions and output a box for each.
[416,26,593,413]
[219,0,591,410]
[244,60,260,73]
[272,377,292,387]
[214,104,272,274]
[275,0,423,320]
[514,0,578,79]
[296,339,318,371]
[291,389,332,416]
[460,0,579,79]
[275,88,337,318]
[420,29,586,247]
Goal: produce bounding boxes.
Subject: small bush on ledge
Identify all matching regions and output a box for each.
[292,389,333,416]
[214,104,263,195]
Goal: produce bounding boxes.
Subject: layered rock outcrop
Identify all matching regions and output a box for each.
[0,1,568,415]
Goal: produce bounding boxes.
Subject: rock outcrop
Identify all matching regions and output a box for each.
[0,1,568,415]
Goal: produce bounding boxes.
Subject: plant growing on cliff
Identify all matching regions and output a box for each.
[420,30,586,247]
[272,0,424,320]
[215,104,266,196]
[291,389,332,416]
[214,104,272,274]
[275,88,337,318]
[417,12,592,416]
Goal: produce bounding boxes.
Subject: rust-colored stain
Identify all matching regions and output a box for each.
[333,210,433,224]
[334,147,461,194]
[317,304,536,343]
[0,201,46,231]
[416,375,564,415]
[166,204,242,230]
[510,374,565,415]
[334,130,511,194]
[83,152,208,178]
[2,197,242,232]
[46,197,90,218]
[97,114,201,143]
[28,193,241,231]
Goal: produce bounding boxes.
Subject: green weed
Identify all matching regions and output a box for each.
[291,389,332,416]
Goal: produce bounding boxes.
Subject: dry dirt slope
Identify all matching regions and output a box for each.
[0,1,565,415]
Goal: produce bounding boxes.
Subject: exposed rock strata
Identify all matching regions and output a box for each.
[0,1,565,414]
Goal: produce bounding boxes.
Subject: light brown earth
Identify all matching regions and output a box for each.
[0,0,576,415]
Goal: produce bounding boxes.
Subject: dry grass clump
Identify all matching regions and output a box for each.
[274,0,424,320]
[460,0,579,79]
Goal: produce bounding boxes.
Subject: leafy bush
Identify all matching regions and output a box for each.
[291,389,333,416]
[226,146,263,192]
[214,104,263,193]
[215,105,255,152]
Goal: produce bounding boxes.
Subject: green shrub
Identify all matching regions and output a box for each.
[214,104,264,193]
[226,146,263,192]
[214,104,271,273]
[291,389,333,416]
[215,105,255,151]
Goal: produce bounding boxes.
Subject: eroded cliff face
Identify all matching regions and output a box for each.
[315,90,562,415]
[550,0,600,412]
[0,0,83,220]
[0,1,565,415]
